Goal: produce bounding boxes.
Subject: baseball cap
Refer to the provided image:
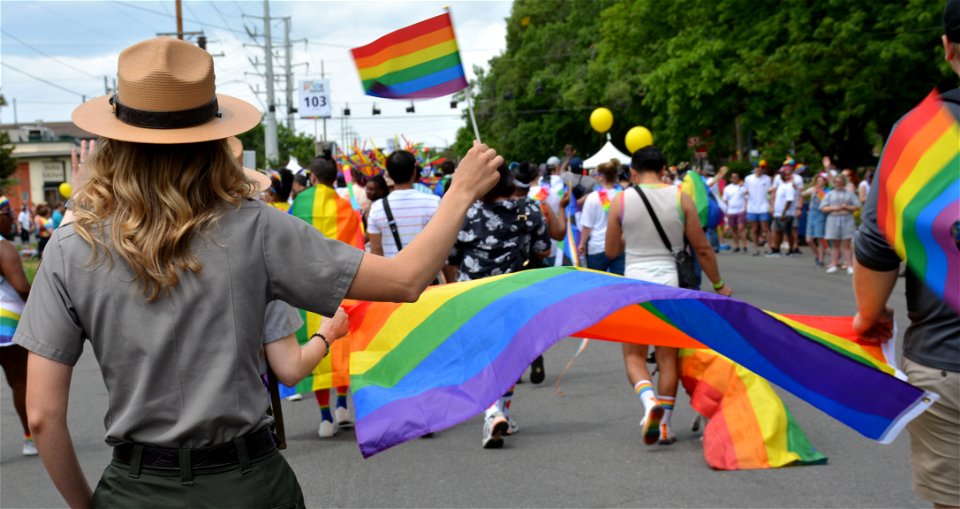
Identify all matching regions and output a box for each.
[546,156,561,167]
[946,0,960,42]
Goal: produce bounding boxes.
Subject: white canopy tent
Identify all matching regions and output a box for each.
[582,140,630,169]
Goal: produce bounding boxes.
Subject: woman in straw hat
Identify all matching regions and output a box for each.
[15,37,501,508]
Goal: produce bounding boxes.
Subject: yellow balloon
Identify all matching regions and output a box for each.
[589,107,614,133]
[625,126,654,153]
[58,182,72,199]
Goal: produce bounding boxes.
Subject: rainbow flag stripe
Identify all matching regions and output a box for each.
[876,90,960,311]
[351,13,468,99]
[0,308,22,345]
[680,171,710,226]
[680,348,828,470]
[347,267,935,457]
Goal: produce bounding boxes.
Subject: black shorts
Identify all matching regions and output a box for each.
[772,216,794,232]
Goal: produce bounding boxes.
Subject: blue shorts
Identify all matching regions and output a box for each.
[806,210,826,238]
[746,212,771,223]
[586,252,625,275]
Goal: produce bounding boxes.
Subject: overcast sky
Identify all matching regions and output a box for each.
[0,0,512,150]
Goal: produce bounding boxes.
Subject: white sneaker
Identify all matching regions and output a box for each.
[284,393,303,401]
[640,405,664,446]
[22,440,37,456]
[335,407,354,428]
[482,412,509,449]
[505,418,519,436]
[318,419,337,438]
[846,266,854,275]
[825,266,838,274]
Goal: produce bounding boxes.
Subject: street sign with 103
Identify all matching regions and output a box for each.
[300,79,332,119]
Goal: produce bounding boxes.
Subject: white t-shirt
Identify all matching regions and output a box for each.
[579,188,621,255]
[722,183,746,215]
[17,211,30,230]
[744,174,772,214]
[529,174,566,258]
[772,173,803,190]
[773,182,797,217]
[367,189,441,258]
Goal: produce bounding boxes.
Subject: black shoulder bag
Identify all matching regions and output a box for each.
[633,186,697,289]
[381,196,405,252]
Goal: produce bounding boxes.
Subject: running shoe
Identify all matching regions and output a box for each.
[530,356,545,384]
[318,419,337,438]
[640,405,665,446]
[482,413,509,449]
[658,423,676,445]
[825,265,838,274]
[335,407,354,428]
[505,418,519,436]
[846,266,854,275]
[22,440,37,456]
[764,250,781,258]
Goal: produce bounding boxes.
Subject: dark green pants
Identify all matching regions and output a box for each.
[91,449,305,508]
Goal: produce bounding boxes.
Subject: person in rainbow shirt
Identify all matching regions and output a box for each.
[578,158,625,274]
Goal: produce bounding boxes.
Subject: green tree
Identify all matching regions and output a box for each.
[0,131,18,193]
[237,123,317,170]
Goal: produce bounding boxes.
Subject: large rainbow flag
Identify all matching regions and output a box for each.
[287,185,365,393]
[875,89,960,312]
[346,267,935,457]
[680,172,723,228]
[351,13,468,99]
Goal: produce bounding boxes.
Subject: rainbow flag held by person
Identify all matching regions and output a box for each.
[286,185,365,394]
[346,267,935,457]
[680,348,828,470]
[351,13,468,99]
[876,89,960,312]
[681,171,723,228]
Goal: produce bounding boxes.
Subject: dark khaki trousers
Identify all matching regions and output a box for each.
[91,449,305,508]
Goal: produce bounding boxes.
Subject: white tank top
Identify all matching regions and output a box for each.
[621,184,685,267]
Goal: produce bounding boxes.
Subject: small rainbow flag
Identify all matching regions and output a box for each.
[680,172,723,228]
[351,13,468,99]
[345,267,935,457]
[875,90,960,312]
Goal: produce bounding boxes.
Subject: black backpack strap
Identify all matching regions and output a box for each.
[633,185,674,253]
[381,196,404,251]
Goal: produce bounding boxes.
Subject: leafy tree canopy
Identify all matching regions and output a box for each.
[458,0,954,168]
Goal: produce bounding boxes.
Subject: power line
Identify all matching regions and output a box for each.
[112,1,248,37]
[1,29,103,80]
[0,62,86,98]
[38,2,123,43]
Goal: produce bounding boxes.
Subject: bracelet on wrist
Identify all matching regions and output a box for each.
[311,332,331,356]
[712,279,725,290]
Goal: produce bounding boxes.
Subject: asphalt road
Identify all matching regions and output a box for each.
[1,250,926,508]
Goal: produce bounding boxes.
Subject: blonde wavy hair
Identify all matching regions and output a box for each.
[71,138,258,301]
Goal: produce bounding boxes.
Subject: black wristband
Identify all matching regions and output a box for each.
[311,332,330,356]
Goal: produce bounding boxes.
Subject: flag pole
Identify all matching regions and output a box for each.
[444,6,482,143]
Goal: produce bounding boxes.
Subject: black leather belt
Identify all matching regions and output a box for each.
[113,428,278,471]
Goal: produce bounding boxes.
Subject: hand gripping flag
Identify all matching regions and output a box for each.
[351,13,468,99]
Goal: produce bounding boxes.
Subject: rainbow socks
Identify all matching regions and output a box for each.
[658,395,675,426]
[335,385,349,410]
[315,390,333,422]
[634,380,658,413]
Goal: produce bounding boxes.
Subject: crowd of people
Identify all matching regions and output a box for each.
[2,4,958,505]
[0,200,65,259]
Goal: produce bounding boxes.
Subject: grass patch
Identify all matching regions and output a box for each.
[22,257,39,284]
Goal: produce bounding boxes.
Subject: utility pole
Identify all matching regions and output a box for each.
[175,0,184,40]
[283,17,294,130]
[262,0,279,164]
[321,60,327,142]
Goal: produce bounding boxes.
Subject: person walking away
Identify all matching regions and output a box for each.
[767,167,797,257]
[14,36,503,509]
[853,4,960,507]
[530,156,568,266]
[802,173,830,266]
[444,164,551,448]
[722,172,748,252]
[606,146,732,445]
[820,175,860,274]
[289,156,366,438]
[34,205,54,260]
[578,159,624,274]
[368,150,442,259]
[744,163,772,255]
[17,205,31,246]
[0,237,33,455]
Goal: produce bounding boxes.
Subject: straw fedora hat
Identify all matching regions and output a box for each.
[227,137,271,192]
[73,37,261,144]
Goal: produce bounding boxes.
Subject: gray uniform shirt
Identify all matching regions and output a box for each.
[13,200,363,447]
[854,88,960,373]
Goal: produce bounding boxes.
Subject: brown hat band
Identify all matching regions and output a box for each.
[110,94,222,130]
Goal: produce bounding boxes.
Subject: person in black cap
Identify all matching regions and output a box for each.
[853,2,960,507]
